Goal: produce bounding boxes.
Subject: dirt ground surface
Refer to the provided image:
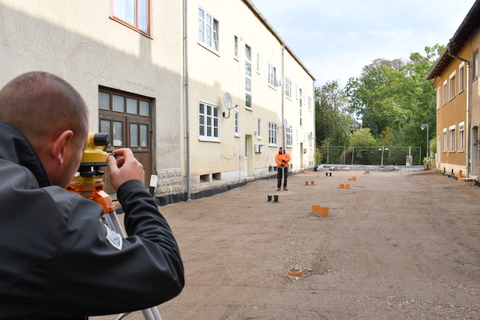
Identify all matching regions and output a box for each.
[95,169,480,320]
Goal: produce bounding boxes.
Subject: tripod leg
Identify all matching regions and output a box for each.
[142,308,163,320]
[104,211,163,320]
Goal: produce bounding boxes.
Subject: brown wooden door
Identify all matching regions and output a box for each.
[98,89,153,194]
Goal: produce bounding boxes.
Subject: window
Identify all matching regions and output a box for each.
[449,125,456,152]
[449,72,456,99]
[234,111,239,137]
[199,101,220,142]
[234,36,238,59]
[112,0,150,35]
[198,7,219,52]
[268,121,277,146]
[285,77,292,99]
[256,53,260,73]
[459,122,465,152]
[299,88,303,127]
[459,63,465,92]
[473,50,479,81]
[308,96,312,112]
[442,81,447,105]
[286,126,293,147]
[436,88,440,109]
[443,129,447,152]
[245,45,252,109]
[257,118,262,140]
[268,63,277,87]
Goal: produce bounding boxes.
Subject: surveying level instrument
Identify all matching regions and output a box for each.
[67,133,163,320]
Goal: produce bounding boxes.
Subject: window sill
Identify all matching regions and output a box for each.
[110,16,152,39]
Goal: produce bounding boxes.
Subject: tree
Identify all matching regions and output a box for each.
[344,45,443,150]
[315,80,357,147]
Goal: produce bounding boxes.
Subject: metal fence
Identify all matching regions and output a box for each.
[319,146,422,166]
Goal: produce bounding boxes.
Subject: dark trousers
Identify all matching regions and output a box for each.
[277,167,288,188]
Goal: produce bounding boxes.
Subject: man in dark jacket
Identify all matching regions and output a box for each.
[0,72,184,319]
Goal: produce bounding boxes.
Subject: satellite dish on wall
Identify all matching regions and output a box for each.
[223,92,233,110]
[222,92,237,118]
[283,119,289,128]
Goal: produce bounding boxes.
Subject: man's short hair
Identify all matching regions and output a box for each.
[0,72,89,149]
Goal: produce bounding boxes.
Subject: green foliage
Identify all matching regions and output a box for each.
[315,80,358,148]
[316,147,324,164]
[343,45,443,149]
[348,128,377,150]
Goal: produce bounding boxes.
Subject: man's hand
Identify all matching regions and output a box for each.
[107,148,145,190]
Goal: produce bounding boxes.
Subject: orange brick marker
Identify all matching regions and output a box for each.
[312,205,329,217]
[320,207,329,217]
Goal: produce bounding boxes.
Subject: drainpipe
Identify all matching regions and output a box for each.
[447,43,471,178]
[184,0,191,199]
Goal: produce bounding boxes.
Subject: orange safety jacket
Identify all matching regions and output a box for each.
[275,152,291,169]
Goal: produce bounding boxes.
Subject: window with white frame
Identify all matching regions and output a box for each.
[449,125,456,151]
[449,72,456,100]
[198,7,219,52]
[459,63,465,92]
[234,111,239,137]
[256,53,260,73]
[199,101,220,141]
[112,0,150,35]
[234,35,238,59]
[308,96,312,112]
[268,63,277,87]
[443,129,447,152]
[436,88,440,109]
[473,50,479,81]
[284,77,292,99]
[459,122,464,152]
[268,121,277,145]
[299,88,303,127]
[442,81,447,105]
[257,118,262,140]
[286,126,293,147]
[245,45,252,109]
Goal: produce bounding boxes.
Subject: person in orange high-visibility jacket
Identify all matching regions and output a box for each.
[275,147,291,191]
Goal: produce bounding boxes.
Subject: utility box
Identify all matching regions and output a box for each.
[406,155,413,166]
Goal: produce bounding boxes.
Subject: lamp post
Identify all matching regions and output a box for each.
[420,124,429,158]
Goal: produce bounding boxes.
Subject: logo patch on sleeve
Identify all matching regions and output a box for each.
[105,224,123,250]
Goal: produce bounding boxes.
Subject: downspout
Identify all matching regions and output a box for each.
[447,43,471,178]
[184,0,191,199]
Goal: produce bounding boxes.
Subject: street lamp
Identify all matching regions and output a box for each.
[420,124,429,158]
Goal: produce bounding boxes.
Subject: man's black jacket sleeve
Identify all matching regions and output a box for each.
[45,180,184,317]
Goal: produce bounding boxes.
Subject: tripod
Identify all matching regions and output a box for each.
[67,133,162,320]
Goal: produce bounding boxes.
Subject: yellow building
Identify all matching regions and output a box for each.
[427,0,480,179]
[0,0,315,203]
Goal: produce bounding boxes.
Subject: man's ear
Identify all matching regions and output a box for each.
[51,130,74,165]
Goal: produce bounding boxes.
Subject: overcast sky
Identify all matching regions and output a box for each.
[251,0,476,87]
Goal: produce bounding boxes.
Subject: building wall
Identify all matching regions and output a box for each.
[0,0,315,199]
[435,42,469,176]
[187,0,315,193]
[469,28,480,177]
[0,0,184,194]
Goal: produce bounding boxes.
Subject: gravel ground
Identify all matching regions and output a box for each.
[95,169,480,320]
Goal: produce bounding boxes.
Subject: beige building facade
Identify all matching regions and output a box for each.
[0,0,315,202]
[427,0,480,179]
